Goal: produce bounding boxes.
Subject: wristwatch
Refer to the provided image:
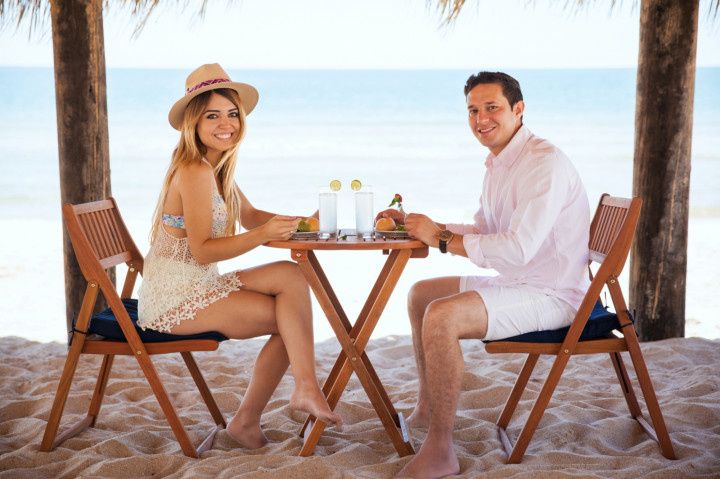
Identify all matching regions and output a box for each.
[437,229,455,254]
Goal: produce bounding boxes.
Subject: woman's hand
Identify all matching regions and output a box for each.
[260,215,301,242]
[375,208,406,225]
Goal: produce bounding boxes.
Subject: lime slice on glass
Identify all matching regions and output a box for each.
[329,179,342,192]
[350,179,362,191]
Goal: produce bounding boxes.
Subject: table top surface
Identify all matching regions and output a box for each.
[267,229,428,251]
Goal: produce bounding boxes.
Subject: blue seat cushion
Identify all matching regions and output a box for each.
[486,300,623,344]
[88,299,228,343]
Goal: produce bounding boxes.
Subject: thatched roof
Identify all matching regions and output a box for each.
[0,0,209,37]
[432,0,719,24]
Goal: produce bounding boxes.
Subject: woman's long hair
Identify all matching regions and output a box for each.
[150,88,246,242]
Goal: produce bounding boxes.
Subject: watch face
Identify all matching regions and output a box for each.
[439,230,453,241]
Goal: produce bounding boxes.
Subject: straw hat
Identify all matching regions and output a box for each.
[168,63,259,130]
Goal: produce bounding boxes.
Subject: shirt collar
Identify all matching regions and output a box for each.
[484,125,532,169]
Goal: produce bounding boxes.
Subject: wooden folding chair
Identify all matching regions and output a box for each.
[485,194,676,463]
[40,198,227,458]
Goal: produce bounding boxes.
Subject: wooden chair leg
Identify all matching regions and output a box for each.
[498,354,539,428]
[40,341,85,451]
[624,332,676,459]
[609,352,642,418]
[133,353,198,458]
[181,352,226,427]
[88,354,114,426]
[505,353,571,464]
[179,353,225,456]
[41,284,98,451]
[52,354,115,447]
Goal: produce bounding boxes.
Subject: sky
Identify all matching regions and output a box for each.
[0,0,718,69]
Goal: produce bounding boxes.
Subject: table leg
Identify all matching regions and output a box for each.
[293,249,415,457]
[300,248,400,435]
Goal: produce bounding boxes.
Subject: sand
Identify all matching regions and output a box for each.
[0,335,718,478]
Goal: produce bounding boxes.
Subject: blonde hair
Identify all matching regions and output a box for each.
[150,89,246,242]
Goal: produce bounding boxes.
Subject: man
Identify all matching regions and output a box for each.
[380,72,590,479]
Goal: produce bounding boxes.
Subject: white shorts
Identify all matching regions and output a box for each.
[459,277,576,341]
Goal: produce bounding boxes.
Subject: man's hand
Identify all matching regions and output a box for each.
[375,208,406,225]
[405,213,441,246]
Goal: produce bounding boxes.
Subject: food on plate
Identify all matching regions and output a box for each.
[375,217,396,231]
[297,217,320,232]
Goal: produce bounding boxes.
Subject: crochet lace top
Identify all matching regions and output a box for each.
[137,181,244,332]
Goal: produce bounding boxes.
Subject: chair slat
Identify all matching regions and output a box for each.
[590,202,629,258]
[90,210,114,259]
[82,339,222,355]
[99,252,133,270]
[72,199,115,214]
[78,213,105,259]
[485,337,628,355]
[98,208,123,255]
[76,206,131,266]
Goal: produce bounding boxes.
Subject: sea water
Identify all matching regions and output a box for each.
[0,67,718,342]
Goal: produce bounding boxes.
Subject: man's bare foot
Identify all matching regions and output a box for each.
[226,416,268,449]
[406,406,430,430]
[289,387,342,428]
[395,440,459,479]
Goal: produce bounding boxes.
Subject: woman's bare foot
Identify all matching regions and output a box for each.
[289,386,342,428]
[226,416,268,449]
[406,405,430,430]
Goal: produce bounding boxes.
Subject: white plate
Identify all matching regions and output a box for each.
[374,229,410,239]
[291,231,320,240]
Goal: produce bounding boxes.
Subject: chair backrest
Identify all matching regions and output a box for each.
[62,198,144,299]
[562,194,642,344]
[588,194,642,278]
[62,198,153,352]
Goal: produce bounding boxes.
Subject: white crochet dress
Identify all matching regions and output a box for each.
[137,185,244,333]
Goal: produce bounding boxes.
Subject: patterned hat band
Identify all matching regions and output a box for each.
[186,78,230,94]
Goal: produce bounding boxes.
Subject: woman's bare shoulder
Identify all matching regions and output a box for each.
[173,161,214,191]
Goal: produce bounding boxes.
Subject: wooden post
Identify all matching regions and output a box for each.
[50,0,113,345]
[630,0,699,341]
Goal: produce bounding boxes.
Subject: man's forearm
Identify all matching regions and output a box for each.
[446,233,468,257]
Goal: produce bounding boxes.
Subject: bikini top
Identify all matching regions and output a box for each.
[161,158,225,231]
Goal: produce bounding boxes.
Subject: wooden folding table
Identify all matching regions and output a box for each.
[267,231,428,456]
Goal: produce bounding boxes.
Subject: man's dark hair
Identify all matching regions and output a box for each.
[464,72,523,108]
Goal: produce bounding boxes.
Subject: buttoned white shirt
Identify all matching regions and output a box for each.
[446,125,591,310]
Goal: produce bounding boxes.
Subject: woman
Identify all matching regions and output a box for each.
[138,63,341,448]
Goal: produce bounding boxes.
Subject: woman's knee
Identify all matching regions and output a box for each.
[273,261,309,289]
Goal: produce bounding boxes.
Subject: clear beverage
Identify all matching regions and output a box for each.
[354,189,374,238]
[319,189,337,236]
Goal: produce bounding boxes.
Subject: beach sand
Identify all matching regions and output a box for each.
[0,335,718,478]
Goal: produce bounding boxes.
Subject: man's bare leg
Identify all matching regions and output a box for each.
[405,277,461,429]
[396,291,488,479]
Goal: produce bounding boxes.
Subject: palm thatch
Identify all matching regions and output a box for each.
[0,0,209,37]
[431,0,719,23]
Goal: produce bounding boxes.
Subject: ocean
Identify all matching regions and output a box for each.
[1,67,718,342]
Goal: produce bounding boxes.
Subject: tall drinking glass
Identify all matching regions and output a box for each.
[354,187,374,239]
[318,187,337,238]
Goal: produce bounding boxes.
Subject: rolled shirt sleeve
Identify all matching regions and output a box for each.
[462,154,571,271]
